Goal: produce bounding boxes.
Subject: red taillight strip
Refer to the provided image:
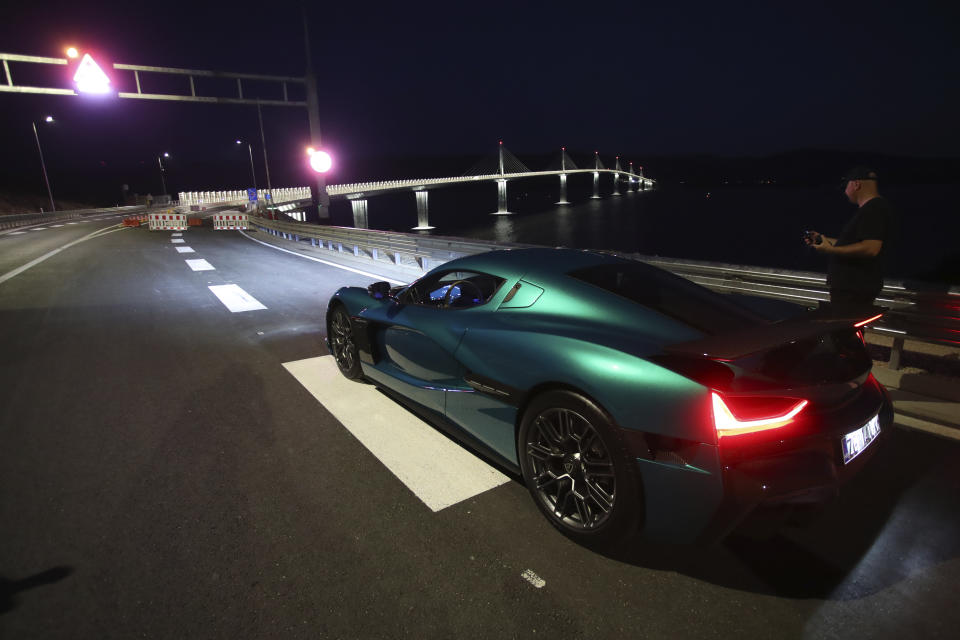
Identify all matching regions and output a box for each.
[712,392,809,438]
[854,313,884,328]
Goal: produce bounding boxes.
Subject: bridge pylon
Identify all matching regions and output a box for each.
[591,152,605,199]
[612,156,622,197]
[412,188,435,230]
[555,146,578,205]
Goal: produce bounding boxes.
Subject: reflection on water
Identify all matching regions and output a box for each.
[555,209,573,248]
[493,216,515,244]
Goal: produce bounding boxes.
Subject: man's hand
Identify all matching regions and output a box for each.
[815,238,883,256]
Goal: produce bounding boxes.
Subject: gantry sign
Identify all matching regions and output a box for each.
[0,50,330,209]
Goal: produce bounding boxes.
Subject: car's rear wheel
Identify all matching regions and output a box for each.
[518,390,640,546]
[328,304,363,380]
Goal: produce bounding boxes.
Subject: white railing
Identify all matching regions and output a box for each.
[177,187,311,206]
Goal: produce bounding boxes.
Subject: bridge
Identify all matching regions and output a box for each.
[177,144,655,230]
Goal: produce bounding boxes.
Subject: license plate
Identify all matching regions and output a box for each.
[841,414,881,464]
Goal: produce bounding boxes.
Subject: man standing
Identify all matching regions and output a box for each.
[806,167,897,311]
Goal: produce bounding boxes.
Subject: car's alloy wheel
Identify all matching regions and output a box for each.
[329,305,362,379]
[519,390,640,545]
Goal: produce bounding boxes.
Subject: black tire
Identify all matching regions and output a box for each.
[328,304,363,380]
[518,390,641,547]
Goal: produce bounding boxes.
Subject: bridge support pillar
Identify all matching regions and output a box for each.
[612,172,621,196]
[493,179,512,215]
[350,198,369,229]
[591,172,601,199]
[556,173,570,205]
[412,190,435,230]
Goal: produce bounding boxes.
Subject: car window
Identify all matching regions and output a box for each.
[399,270,505,309]
[568,263,762,334]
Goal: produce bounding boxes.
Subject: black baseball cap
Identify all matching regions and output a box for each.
[841,166,879,182]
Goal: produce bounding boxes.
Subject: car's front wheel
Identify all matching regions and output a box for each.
[518,390,641,546]
[328,304,363,380]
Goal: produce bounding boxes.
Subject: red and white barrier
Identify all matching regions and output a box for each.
[148,213,187,231]
[213,214,248,230]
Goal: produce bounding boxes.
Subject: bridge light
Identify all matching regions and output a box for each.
[45,115,54,123]
[73,53,111,94]
[66,47,79,59]
[306,146,315,155]
[309,149,332,173]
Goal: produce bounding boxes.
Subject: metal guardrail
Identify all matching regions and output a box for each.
[624,254,960,369]
[248,218,958,369]
[251,217,501,270]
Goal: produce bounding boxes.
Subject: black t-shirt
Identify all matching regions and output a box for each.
[828,196,897,295]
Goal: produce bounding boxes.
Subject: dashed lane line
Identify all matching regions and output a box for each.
[185,258,214,271]
[282,355,510,512]
[175,246,195,253]
[208,283,265,312]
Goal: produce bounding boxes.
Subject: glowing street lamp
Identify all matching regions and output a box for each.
[307,147,332,174]
[31,116,56,213]
[66,47,79,59]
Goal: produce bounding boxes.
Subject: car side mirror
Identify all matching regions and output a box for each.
[367,281,394,301]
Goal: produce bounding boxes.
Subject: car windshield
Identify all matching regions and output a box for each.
[399,270,505,308]
[567,262,762,335]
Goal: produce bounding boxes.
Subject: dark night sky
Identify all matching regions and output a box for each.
[1,0,957,199]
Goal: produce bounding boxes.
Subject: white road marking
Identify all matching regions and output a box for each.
[172,232,183,237]
[171,238,185,244]
[66,222,77,225]
[8,231,26,235]
[51,224,64,228]
[208,283,265,311]
[31,227,47,231]
[185,258,215,271]
[175,246,195,253]
[239,230,406,285]
[282,356,510,511]
[521,570,546,589]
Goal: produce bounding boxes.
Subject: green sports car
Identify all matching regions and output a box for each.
[325,248,892,546]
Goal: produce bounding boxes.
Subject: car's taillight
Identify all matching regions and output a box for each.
[856,329,866,345]
[711,392,809,438]
[854,313,883,328]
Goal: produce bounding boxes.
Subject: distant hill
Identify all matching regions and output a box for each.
[0,191,98,215]
[632,149,960,187]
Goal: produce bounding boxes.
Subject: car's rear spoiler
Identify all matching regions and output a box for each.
[665,306,884,361]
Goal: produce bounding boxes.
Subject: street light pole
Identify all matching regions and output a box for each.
[256,100,272,198]
[31,119,55,213]
[157,153,169,196]
[236,139,257,192]
[246,143,257,192]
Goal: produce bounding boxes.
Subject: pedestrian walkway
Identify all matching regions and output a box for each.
[873,367,960,441]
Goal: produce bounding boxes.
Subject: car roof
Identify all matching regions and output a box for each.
[437,247,627,282]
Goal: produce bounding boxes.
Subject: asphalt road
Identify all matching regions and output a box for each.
[1,219,959,639]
